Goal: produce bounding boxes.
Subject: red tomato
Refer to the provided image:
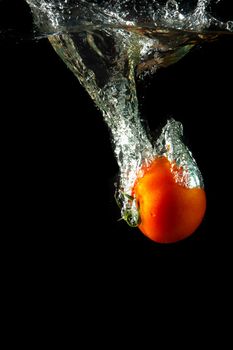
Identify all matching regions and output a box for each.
[133,157,206,243]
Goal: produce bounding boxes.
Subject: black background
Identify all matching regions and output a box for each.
[1,0,233,315]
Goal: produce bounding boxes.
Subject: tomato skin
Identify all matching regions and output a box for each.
[133,157,206,243]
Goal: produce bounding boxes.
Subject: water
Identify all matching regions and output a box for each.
[25,0,232,226]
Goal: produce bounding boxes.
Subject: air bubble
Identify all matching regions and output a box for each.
[227,21,233,32]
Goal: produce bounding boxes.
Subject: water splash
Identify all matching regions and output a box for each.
[26,0,233,35]
[25,0,232,226]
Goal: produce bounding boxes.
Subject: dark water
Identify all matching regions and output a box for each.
[1,1,233,301]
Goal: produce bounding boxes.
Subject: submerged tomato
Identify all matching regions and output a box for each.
[133,157,206,243]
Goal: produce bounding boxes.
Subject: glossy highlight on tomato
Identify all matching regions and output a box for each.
[133,157,206,243]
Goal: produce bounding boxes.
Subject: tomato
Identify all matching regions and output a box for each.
[133,157,206,243]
